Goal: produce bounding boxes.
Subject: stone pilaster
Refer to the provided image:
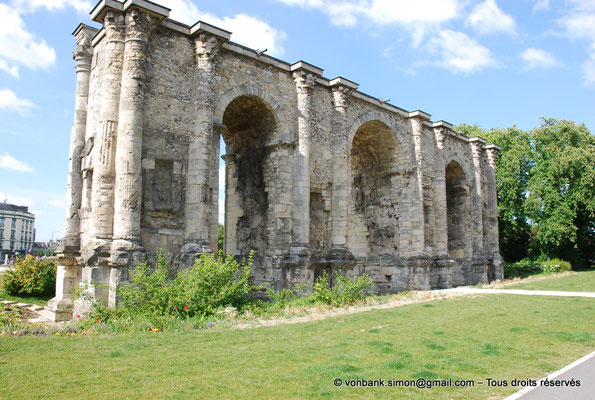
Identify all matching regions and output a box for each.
[111,8,152,264]
[46,24,97,321]
[409,112,430,256]
[329,77,357,258]
[290,62,321,254]
[182,28,228,259]
[222,153,239,255]
[108,7,154,306]
[469,137,487,257]
[90,10,125,255]
[432,124,449,256]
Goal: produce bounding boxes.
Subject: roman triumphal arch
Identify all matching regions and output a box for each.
[47,0,503,320]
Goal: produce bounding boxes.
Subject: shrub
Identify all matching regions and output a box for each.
[118,251,257,319]
[503,258,572,278]
[542,258,572,273]
[1,255,56,296]
[173,252,255,317]
[118,252,175,317]
[312,272,374,306]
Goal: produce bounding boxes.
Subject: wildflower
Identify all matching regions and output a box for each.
[184,305,189,310]
[96,318,100,322]
[77,315,80,318]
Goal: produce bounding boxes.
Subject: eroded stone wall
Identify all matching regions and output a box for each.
[49,0,502,320]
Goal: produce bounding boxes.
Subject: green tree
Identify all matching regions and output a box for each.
[525,119,594,267]
[483,127,533,262]
[456,119,595,268]
[218,223,224,252]
[456,124,533,262]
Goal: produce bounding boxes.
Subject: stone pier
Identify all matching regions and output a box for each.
[50,0,503,319]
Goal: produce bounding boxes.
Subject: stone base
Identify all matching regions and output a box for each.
[43,296,74,322]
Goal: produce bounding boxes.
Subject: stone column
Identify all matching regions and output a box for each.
[329,78,357,258]
[108,8,153,306]
[90,10,125,254]
[182,31,227,259]
[291,67,317,253]
[433,125,448,256]
[62,25,95,252]
[46,24,96,321]
[409,112,428,256]
[111,8,152,262]
[208,130,221,252]
[222,153,239,255]
[469,138,487,257]
[486,145,503,279]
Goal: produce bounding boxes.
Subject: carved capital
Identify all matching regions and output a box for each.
[434,127,447,151]
[331,85,352,113]
[194,33,224,67]
[104,10,125,40]
[486,147,499,167]
[125,7,153,42]
[293,70,316,94]
[470,140,484,160]
[221,153,236,164]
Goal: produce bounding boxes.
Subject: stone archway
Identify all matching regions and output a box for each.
[348,120,402,258]
[445,160,470,258]
[220,94,279,257]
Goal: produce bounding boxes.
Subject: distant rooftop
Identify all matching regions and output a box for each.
[0,202,30,213]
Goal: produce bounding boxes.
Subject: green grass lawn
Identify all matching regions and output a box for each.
[1,294,593,399]
[505,270,595,292]
[0,290,52,306]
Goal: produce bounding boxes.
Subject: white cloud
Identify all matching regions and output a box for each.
[467,0,516,35]
[520,48,559,70]
[49,199,66,207]
[0,152,34,172]
[584,44,595,86]
[0,88,36,113]
[428,30,495,74]
[10,0,92,14]
[0,192,34,207]
[558,3,595,41]
[158,0,287,57]
[365,0,460,25]
[276,0,460,27]
[0,4,56,78]
[557,0,595,86]
[532,0,550,12]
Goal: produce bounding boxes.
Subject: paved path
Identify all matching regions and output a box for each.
[437,287,595,298]
[504,351,595,399]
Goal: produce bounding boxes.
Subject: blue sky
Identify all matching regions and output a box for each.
[0,0,594,241]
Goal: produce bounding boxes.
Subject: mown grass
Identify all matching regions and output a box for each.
[0,271,52,306]
[0,289,52,306]
[1,294,593,399]
[505,270,595,292]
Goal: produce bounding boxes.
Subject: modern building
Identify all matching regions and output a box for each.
[0,202,36,260]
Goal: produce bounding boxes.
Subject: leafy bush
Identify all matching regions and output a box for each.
[542,258,572,273]
[172,252,255,317]
[118,252,175,317]
[312,272,374,306]
[1,255,56,296]
[503,258,572,278]
[119,251,257,319]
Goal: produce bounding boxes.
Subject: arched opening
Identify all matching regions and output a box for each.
[445,161,469,258]
[349,120,401,257]
[219,95,278,257]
